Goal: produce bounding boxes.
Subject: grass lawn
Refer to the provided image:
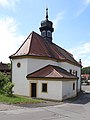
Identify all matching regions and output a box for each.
[0,94,43,104]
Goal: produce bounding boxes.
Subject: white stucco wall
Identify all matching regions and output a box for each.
[27,58,81,92]
[12,58,29,96]
[59,62,81,92]
[12,58,58,97]
[62,80,77,100]
[27,58,58,74]
[30,80,62,101]
[29,79,77,101]
[11,57,81,97]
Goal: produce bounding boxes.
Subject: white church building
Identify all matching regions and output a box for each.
[10,9,81,101]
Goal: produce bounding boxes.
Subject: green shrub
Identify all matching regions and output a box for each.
[0,72,14,96]
[3,82,14,96]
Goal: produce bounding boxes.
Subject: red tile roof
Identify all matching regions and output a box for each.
[26,65,77,79]
[0,62,10,71]
[10,31,80,67]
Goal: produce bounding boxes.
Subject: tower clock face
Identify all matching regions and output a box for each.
[47,30,52,37]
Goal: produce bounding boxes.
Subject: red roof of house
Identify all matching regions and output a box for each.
[10,31,81,67]
[26,65,77,79]
[0,62,10,71]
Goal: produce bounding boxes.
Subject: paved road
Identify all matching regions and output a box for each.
[0,85,90,120]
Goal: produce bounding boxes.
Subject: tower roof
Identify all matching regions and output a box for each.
[39,8,54,32]
[10,31,81,67]
[39,8,54,42]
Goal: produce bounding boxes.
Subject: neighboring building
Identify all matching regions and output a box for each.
[81,66,90,80]
[10,9,81,101]
[81,74,90,80]
[0,62,11,74]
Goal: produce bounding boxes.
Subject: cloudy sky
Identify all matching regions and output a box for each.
[0,0,90,67]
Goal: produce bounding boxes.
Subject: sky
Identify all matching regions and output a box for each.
[0,0,90,67]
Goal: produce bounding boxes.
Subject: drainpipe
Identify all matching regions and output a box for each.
[10,59,12,83]
[79,59,82,92]
[76,78,79,96]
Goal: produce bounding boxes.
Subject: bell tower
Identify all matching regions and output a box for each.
[39,8,54,43]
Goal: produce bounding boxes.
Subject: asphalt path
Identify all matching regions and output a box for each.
[0,85,90,120]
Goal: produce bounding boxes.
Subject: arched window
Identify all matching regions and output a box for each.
[47,30,51,37]
[41,30,46,37]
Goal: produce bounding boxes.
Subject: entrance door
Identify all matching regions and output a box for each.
[31,83,36,97]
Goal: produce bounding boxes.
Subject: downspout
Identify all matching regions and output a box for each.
[79,59,82,92]
[76,78,79,96]
[10,58,12,83]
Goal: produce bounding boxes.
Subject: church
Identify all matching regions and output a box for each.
[10,9,81,101]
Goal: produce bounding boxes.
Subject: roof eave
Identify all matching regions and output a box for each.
[9,54,81,67]
[26,76,77,80]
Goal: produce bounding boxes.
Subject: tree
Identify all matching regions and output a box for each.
[0,72,14,96]
[7,63,11,69]
[82,67,90,74]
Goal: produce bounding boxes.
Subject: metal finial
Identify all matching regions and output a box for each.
[46,8,48,19]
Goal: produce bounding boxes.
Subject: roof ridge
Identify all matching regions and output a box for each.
[52,65,68,72]
[35,34,50,56]
[53,68,63,78]
[27,31,34,55]
[10,31,35,58]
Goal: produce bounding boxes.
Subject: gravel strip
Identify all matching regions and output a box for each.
[0,101,62,111]
[0,103,23,111]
